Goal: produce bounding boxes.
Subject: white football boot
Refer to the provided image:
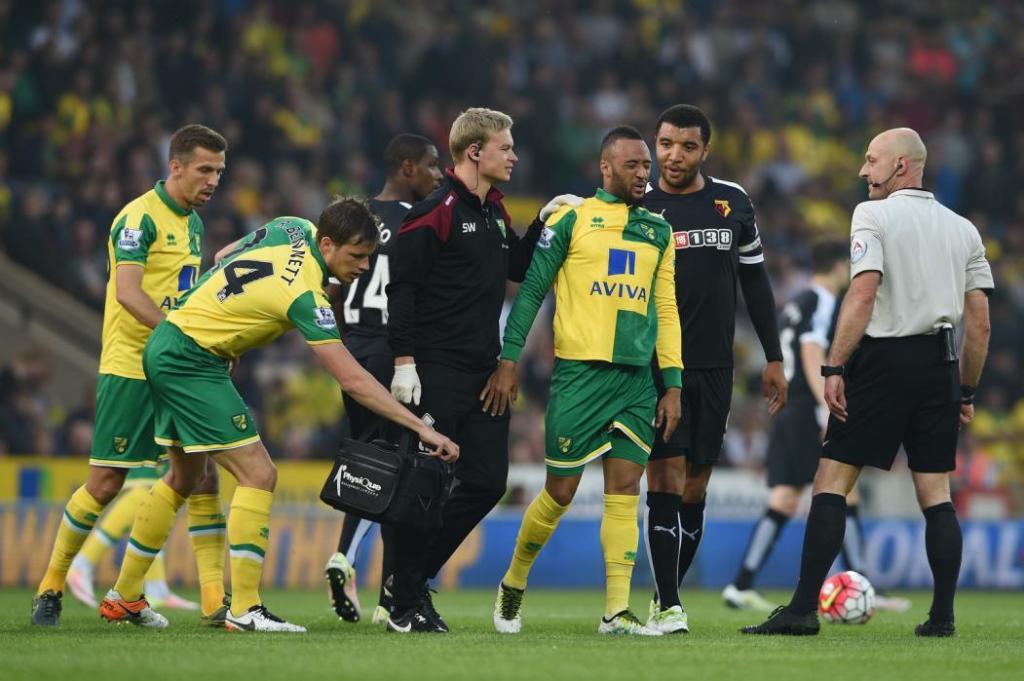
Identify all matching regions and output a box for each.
[722,584,776,612]
[493,582,525,634]
[225,604,306,633]
[598,610,663,636]
[646,604,689,634]
[66,558,98,608]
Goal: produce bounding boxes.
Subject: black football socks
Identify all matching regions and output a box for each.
[646,491,683,609]
[923,501,961,623]
[789,493,846,615]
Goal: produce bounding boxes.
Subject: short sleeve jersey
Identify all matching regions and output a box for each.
[168,217,340,359]
[99,181,204,379]
[849,189,995,337]
[643,176,764,369]
[779,283,837,401]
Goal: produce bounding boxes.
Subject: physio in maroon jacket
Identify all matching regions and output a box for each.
[384,107,579,632]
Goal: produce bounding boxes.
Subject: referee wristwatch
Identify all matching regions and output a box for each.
[820,365,845,377]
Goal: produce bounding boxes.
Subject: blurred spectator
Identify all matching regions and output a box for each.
[0,1,1020,509]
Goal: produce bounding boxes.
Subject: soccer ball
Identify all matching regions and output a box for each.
[818,570,876,624]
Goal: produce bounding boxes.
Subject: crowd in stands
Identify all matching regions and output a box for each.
[1,0,1022,509]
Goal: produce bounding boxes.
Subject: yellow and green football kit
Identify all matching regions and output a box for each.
[145,216,341,453]
[37,182,221,605]
[501,188,683,475]
[500,189,684,618]
[91,180,204,468]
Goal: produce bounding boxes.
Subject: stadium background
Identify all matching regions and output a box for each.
[0,0,1022,592]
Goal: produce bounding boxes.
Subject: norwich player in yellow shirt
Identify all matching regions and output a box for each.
[486,126,683,635]
[99,199,459,633]
[32,125,228,627]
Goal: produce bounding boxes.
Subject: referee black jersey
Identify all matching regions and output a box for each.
[644,175,764,369]
[339,198,410,358]
[779,284,837,401]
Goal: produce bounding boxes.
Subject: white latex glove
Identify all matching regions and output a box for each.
[539,194,584,221]
[391,363,422,405]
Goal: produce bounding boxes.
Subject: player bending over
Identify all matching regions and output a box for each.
[99,199,458,633]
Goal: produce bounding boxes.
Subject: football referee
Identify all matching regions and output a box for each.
[743,128,993,638]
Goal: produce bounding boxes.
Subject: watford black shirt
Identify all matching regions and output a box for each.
[338,198,410,358]
[644,176,764,369]
[779,283,838,401]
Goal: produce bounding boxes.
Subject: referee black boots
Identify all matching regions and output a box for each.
[740,605,820,636]
[915,619,956,637]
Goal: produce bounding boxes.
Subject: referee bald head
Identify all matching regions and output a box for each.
[860,127,928,200]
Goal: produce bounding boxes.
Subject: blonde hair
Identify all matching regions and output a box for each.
[449,108,514,161]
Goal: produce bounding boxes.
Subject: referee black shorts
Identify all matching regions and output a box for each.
[766,397,823,487]
[823,335,960,473]
[650,367,732,466]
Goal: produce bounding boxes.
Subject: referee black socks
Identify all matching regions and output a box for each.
[789,492,846,616]
[923,501,961,623]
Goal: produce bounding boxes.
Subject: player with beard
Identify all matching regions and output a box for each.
[642,105,788,634]
[324,134,442,625]
[489,125,682,636]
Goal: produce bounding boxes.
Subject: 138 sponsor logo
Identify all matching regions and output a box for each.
[673,228,733,251]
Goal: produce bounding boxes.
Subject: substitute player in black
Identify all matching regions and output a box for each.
[324,134,442,624]
[744,128,993,637]
[385,108,574,633]
[642,105,788,634]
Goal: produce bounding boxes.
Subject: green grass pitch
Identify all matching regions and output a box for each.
[2,588,1021,681]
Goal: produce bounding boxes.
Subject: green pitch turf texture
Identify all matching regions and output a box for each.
[1,588,1021,681]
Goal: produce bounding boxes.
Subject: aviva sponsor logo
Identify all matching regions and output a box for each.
[591,248,647,301]
[590,281,647,301]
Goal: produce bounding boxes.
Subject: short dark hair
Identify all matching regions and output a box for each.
[383,134,434,174]
[169,124,228,161]
[811,240,849,273]
[655,105,711,145]
[600,125,644,157]
[317,197,379,247]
